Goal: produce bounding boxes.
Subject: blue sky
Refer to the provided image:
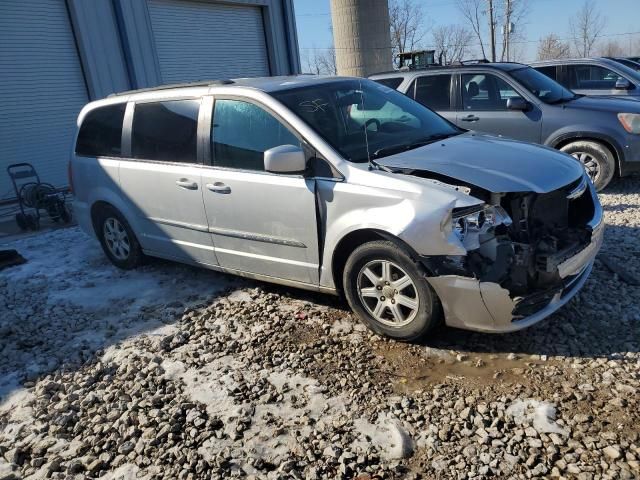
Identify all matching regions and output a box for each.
[293,0,640,63]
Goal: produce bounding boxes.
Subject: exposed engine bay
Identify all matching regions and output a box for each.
[404,170,599,319]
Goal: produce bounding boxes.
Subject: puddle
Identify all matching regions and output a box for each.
[374,344,552,392]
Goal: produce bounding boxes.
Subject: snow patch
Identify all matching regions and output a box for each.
[506,399,569,436]
[353,413,415,460]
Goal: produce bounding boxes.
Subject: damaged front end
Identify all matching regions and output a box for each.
[424,174,604,332]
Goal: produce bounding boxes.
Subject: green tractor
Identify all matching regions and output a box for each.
[396,50,437,70]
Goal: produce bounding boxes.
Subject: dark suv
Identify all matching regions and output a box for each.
[530,57,640,100]
[370,63,640,190]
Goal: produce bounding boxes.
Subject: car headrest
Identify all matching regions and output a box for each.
[467,81,480,98]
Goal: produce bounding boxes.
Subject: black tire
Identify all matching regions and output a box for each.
[15,213,28,231]
[60,205,72,224]
[25,214,38,231]
[560,140,615,191]
[342,240,442,341]
[94,205,144,270]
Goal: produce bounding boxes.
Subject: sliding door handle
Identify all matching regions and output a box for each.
[206,182,231,194]
[461,115,480,122]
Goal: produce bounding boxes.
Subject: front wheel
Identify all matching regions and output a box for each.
[342,240,442,341]
[560,140,615,191]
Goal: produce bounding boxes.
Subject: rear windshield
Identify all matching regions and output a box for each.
[76,103,126,157]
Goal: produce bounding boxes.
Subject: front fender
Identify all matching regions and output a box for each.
[317,176,481,289]
[544,127,625,163]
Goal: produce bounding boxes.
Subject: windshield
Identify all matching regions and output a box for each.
[511,67,577,104]
[272,79,460,163]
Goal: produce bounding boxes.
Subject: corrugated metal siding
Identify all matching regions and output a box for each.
[0,0,89,199]
[148,0,270,84]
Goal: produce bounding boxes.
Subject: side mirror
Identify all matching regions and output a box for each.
[507,97,529,111]
[615,78,632,90]
[264,145,306,174]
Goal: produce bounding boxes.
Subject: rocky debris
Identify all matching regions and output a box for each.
[1,177,640,479]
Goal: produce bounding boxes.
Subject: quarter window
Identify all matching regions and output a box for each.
[411,75,452,111]
[462,73,522,110]
[131,99,200,163]
[212,99,300,171]
[567,65,623,90]
[75,103,126,157]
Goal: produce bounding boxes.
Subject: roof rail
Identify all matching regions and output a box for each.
[108,79,235,97]
[460,58,491,65]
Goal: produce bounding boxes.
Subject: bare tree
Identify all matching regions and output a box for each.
[302,47,337,75]
[456,0,487,60]
[389,0,430,61]
[598,39,625,57]
[432,25,474,64]
[537,34,572,60]
[570,0,606,57]
[456,0,529,62]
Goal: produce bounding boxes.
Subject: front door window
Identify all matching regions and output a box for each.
[462,73,523,111]
[566,64,624,91]
[212,99,300,171]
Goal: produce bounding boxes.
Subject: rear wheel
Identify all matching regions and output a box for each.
[94,206,144,270]
[560,140,615,191]
[343,240,441,341]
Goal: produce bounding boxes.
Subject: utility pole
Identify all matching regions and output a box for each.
[488,0,496,62]
[330,0,392,76]
[504,0,511,61]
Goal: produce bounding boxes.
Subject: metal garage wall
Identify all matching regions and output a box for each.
[0,0,89,199]
[148,0,270,84]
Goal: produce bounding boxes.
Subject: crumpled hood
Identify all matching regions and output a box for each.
[379,132,584,193]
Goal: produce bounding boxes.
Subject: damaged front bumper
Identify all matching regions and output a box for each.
[424,182,605,333]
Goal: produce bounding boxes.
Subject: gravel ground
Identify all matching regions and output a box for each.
[1,177,639,480]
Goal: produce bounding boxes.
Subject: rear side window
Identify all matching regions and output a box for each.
[212,99,300,171]
[411,75,452,111]
[76,103,126,157]
[373,77,404,89]
[131,99,200,163]
[536,65,558,81]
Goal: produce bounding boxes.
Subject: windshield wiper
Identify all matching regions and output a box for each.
[547,94,580,105]
[371,132,458,159]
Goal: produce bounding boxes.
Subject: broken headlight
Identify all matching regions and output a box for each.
[451,205,512,250]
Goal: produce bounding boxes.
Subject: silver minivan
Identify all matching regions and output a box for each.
[71,76,603,340]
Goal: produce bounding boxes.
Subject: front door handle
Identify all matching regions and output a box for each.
[206,182,231,194]
[461,115,480,122]
[176,179,198,190]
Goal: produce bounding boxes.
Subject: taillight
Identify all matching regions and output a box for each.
[68,161,74,194]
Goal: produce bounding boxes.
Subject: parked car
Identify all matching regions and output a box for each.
[72,76,603,341]
[370,63,640,190]
[530,57,640,99]
[606,57,640,72]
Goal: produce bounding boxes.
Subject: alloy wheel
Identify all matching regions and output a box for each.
[357,259,420,327]
[103,217,131,260]
[571,151,601,184]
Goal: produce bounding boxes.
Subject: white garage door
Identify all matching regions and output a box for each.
[148,0,270,84]
[0,0,89,200]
